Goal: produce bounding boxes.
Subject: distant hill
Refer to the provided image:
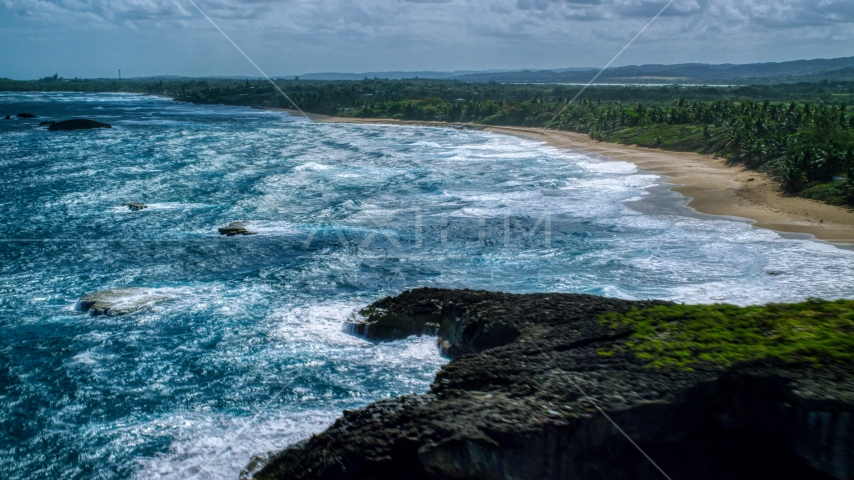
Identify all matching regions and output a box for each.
[293,57,854,84]
[289,68,593,81]
[454,57,854,84]
[292,70,488,81]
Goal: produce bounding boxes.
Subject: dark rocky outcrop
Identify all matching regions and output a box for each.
[40,120,55,126]
[123,202,148,211]
[16,113,36,118]
[219,221,257,236]
[245,288,854,480]
[48,119,112,131]
[345,290,523,355]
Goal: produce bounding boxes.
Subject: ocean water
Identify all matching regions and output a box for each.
[1,92,853,479]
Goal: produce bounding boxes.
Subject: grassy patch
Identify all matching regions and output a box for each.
[605,124,728,154]
[798,182,851,206]
[600,299,854,370]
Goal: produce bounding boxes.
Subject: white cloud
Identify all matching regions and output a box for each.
[4,0,853,32]
[1,0,853,78]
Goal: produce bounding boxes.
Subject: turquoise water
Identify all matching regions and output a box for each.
[1,92,853,479]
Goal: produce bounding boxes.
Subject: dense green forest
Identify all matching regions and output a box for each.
[3,76,854,205]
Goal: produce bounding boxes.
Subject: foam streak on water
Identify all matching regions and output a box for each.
[1,93,853,479]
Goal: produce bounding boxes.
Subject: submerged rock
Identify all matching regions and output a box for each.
[246,288,854,480]
[48,119,112,131]
[17,113,36,118]
[75,288,169,316]
[218,221,256,236]
[122,202,148,211]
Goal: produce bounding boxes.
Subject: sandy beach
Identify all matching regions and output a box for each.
[295,110,854,245]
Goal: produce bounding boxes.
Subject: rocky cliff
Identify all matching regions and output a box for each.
[243,288,854,480]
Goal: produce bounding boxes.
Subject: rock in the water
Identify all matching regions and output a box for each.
[123,202,148,211]
[40,121,55,126]
[75,288,169,316]
[218,222,256,236]
[4,115,9,120]
[346,292,473,344]
[246,288,854,480]
[17,113,36,118]
[48,119,112,131]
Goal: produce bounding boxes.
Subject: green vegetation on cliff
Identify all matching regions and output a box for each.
[601,299,854,370]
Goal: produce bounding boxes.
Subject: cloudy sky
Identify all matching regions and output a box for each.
[1,0,853,79]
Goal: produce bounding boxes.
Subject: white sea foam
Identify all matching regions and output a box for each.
[5,93,854,480]
[134,409,341,480]
[270,302,369,346]
[293,162,333,171]
[134,302,443,480]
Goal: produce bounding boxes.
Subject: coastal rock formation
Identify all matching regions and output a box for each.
[219,221,256,236]
[16,113,36,118]
[345,290,522,355]
[245,288,854,480]
[123,202,148,211]
[48,119,112,131]
[74,288,169,316]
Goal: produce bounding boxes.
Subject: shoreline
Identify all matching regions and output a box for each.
[293,110,854,247]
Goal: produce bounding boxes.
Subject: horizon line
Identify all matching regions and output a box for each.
[3,54,854,82]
